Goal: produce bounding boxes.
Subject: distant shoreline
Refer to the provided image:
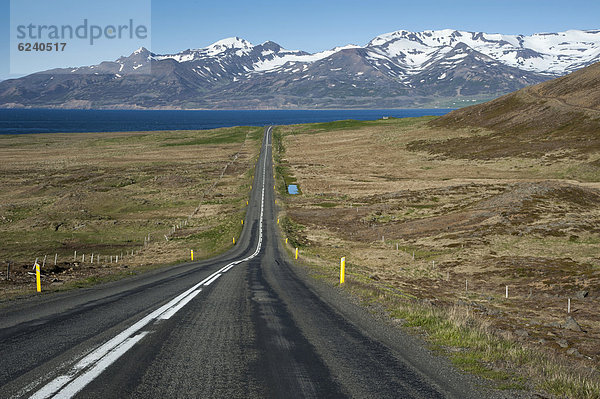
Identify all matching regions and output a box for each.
[0,108,454,135]
[0,105,457,111]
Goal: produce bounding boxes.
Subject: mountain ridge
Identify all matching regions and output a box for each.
[2,29,600,109]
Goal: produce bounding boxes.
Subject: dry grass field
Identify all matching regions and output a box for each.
[274,117,600,397]
[0,126,262,299]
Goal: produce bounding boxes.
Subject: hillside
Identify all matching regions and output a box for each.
[423,62,600,159]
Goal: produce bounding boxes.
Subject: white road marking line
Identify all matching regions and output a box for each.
[221,262,239,273]
[53,332,149,399]
[29,376,73,399]
[158,289,202,320]
[203,274,221,286]
[29,126,272,399]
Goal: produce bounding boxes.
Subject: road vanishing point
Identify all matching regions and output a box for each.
[0,126,495,398]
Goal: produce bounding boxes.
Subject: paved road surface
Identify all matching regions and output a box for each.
[0,126,497,398]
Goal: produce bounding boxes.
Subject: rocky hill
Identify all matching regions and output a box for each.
[421,62,600,159]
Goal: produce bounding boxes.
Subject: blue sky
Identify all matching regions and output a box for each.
[1,0,599,80]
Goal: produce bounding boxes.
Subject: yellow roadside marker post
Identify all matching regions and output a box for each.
[233,237,236,245]
[35,261,41,292]
[191,250,194,261]
[295,248,298,260]
[285,238,288,244]
[277,218,279,224]
[340,257,346,284]
[241,219,244,225]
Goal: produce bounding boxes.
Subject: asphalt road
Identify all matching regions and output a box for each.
[0,126,499,398]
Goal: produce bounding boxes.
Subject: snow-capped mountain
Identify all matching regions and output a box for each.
[367,29,600,75]
[1,30,599,109]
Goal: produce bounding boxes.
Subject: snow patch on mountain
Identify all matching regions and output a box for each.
[204,37,253,55]
[252,44,360,72]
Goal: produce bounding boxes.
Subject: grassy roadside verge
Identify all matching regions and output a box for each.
[292,259,599,398]
[0,126,263,301]
[272,119,600,399]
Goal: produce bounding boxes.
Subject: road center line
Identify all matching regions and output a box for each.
[158,290,202,320]
[203,274,221,286]
[52,332,149,399]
